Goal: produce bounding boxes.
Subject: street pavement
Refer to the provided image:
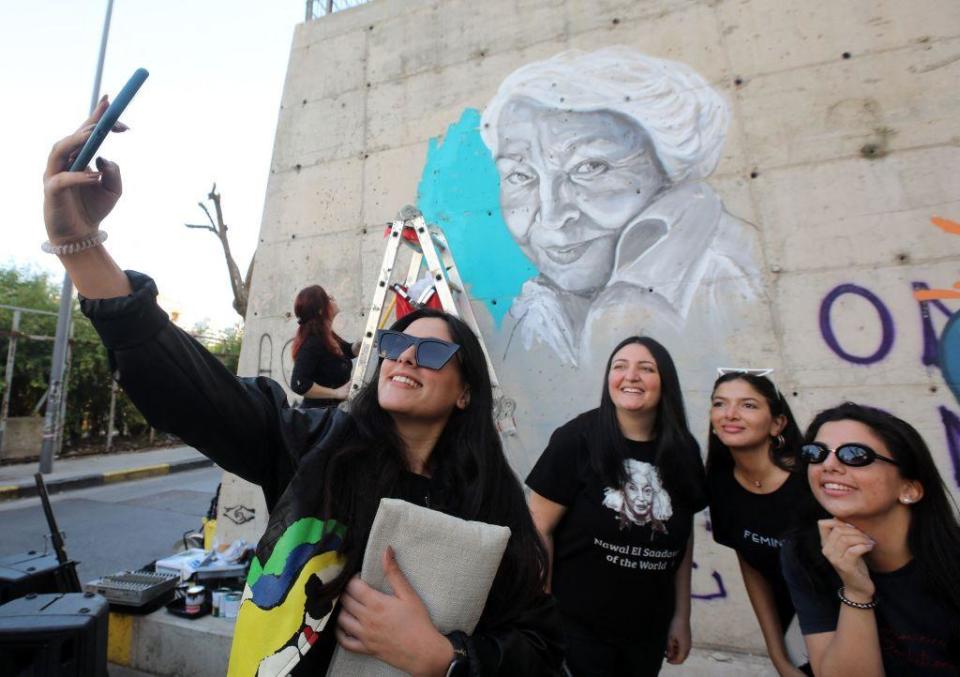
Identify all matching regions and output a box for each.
[0,464,222,585]
[0,445,214,500]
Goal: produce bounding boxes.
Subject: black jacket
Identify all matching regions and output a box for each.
[81,271,563,676]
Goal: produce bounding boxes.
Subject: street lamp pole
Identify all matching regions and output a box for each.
[39,0,115,474]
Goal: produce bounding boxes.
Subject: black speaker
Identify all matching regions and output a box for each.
[0,592,108,677]
[0,551,66,605]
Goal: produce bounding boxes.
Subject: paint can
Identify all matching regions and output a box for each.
[221,592,241,619]
[185,585,206,614]
[212,587,231,617]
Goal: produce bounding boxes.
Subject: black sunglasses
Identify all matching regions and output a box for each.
[375,329,461,371]
[800,441,900,468]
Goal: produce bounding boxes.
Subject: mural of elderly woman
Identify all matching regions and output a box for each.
[481,47,763,367]
[603,458,672,533]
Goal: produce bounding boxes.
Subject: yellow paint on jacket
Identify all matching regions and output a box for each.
[227,549,344,677]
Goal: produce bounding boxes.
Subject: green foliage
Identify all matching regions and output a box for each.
[0,265,240,450]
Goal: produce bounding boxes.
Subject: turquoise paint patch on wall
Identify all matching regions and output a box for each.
[417,108,538,325]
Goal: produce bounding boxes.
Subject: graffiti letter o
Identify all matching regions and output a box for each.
[819,284,895,365]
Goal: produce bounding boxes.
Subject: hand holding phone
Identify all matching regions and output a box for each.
[70,67,149,172]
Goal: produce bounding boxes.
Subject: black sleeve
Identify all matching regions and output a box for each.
[291,336,325,396]
[780,538,839,635]
[525,418,586,506]
[706,470,735,549]
[80,271,342,509]
[463,593,564,676]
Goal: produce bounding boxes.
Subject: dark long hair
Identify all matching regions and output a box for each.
[594,336,705,508]
[292,285,343,359]
[705,373,803,475]
[316,308,547,615]
[792,402,960,616]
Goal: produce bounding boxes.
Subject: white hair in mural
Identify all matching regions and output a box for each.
[481,46,730,184]
[481,47,761,367]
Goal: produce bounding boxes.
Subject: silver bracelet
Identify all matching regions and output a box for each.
[41,231,108,256]
[837,586,878,610]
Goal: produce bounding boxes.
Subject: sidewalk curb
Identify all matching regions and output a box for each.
[0,457,215,502]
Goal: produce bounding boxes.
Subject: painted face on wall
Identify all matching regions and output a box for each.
[494,99,668,293]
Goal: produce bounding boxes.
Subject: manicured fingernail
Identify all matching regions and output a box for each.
[113,122,129,132]
[99,93,108,102]
[95,157,105,169]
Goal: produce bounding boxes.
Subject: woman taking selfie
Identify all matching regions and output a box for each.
[782,402,960,675]
[705,370,811,676]
[527,336,706,676]
[290,284,357,408]
[43,99,562,676]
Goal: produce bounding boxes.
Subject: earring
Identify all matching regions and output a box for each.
[900,497,913,504]
[771,434,785,449]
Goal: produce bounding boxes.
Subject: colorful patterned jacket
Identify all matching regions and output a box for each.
[81,272,563,676]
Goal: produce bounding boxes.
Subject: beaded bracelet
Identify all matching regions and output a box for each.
[41,231,108,256]
[837,586,878,610]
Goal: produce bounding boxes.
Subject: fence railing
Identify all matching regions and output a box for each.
[305,0,374,21]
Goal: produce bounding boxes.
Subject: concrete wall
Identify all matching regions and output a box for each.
[230,0,960,653]
[0,416,43,461]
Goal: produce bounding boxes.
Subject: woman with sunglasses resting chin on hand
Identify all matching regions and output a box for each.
[42,100,562,676]
[705,371,812,676]
[781,402,960,676]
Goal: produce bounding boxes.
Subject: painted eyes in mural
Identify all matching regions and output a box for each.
[502,159,612,188]
[505,169,536,186]
[570,159,610,179]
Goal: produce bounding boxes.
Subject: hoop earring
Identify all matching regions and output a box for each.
[772,434,785,450]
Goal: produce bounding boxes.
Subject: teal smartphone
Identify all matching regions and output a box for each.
[70,68,149,172]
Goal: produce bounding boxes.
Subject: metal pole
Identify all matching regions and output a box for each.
[40,0,115,474]
[106,379,117,452]
[0,310,21,455]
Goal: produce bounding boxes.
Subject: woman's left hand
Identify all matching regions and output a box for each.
[665,614,691,665]
[336,546,454,677]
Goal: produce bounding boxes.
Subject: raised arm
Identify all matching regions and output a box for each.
[41,103,343,505]
[42,96,131,300]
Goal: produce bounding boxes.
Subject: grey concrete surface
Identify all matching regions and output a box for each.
[0,446,215,500]
[0,466,222,584]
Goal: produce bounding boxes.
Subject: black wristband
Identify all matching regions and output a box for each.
[445,631,469,677]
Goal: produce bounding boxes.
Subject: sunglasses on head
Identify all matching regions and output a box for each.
[375,329,461,371]
[800,441,900,468]
[717,367,774,377]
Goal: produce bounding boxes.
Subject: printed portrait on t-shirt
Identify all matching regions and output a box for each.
[602,459,672,533]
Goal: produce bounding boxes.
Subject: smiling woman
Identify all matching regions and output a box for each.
[40,104,563,676]
[704,372,812,676]
[526,336,706,676]
[781,403,960,676]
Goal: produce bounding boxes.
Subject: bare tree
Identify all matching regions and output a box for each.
[185,184,255,319]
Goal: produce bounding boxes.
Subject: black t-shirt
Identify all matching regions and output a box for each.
[782,540,960,674]
[526,409,706,641]
[291,335,353,408]
[708,466,810,629]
